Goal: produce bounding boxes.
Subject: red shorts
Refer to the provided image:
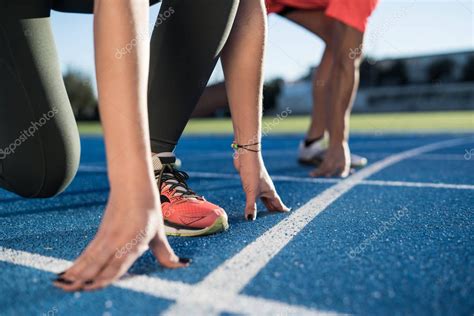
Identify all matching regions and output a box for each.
[265,0,379,33]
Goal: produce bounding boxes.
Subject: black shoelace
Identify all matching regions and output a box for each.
[155,164,197,198]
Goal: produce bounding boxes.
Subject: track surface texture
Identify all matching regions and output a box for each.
[1,133,473,315]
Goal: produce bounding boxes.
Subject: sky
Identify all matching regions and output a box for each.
[50,0,473,84]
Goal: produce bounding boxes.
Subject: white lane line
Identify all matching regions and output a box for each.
[188,150,472,161]
[269,176,474,191]
[361,179,474,190]
[187,172,474,191]
[342,153,472,161]
[77,167,474,191]
[0,247,71,273]
[163,137,473,315]
[393,153,471,161]
[0,247,333,316]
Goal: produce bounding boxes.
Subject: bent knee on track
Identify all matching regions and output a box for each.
[0,139,80,198]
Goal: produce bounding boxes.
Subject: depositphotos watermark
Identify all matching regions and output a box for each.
[347,207,409,259]
[115,7,175,59]
[464,148,474,160]
[0,108,58,160]
[262,106,293,137]
[115,230,147,259]
[42,306,58,316]
[349,43,364,60]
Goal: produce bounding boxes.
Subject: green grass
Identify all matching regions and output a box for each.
[78,122,105,135]
[78,111,474,135]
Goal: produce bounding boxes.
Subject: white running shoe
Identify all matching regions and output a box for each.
[298,138,326,165]
[348,153,368,168]
[298,139,368,168]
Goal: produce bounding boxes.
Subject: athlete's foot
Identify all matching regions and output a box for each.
[152,153,229,237]
[298,137,327,166]
[347,152,368,168]
[298,137,367,168]
[310,142,351,178]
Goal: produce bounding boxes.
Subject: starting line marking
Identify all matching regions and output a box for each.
[1,137,472,315]
[0,247,334,316]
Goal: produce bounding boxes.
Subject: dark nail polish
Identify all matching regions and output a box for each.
[54,277,74,285]
[84,280,94,285]
[179,257,192,264]
[247,214,255,221]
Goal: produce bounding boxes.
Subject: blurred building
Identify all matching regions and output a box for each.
[274,50,474,114]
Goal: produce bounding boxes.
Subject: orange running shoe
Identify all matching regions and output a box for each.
[152,154,229,237]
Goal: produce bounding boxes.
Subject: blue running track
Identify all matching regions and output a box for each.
[0,133,473,315]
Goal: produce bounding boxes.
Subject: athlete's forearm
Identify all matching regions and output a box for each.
[94,0,156,197]
[221,0,266,147]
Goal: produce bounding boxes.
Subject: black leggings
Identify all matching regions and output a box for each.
[148,0,238,153]
[0,0,238,198]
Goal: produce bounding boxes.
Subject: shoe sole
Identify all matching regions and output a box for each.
[165,215,229,237]
[351,157,368,168]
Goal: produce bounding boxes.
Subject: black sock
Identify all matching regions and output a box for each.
[304,136,324,147]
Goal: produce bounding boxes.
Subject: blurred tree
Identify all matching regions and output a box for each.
[298,66,317,82]
[359,57,378,88]
[63,68,98,121]
[427,58,454,83]
[263,78,284,112]
[375,60,409,86]
[461,56,474,82]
